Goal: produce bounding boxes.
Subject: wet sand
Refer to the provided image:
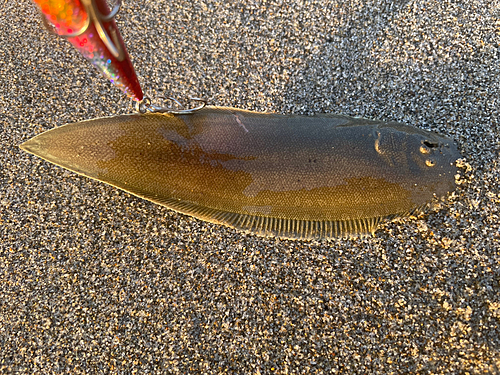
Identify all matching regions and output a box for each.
[1,0,499,373]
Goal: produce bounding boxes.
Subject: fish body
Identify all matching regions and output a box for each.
[20,107,461,239]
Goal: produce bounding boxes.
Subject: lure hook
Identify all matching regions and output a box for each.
[39,0,124,61]
[136,97,207,115]
[82,0,124,60]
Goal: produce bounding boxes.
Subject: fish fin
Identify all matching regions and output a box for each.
[219,214,384,240]
[135,191,385,239]
[132,184,434,239]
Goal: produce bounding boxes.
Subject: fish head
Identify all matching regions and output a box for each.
[374,122,462,203]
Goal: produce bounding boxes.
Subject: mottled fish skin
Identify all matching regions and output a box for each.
[20,106,461,240]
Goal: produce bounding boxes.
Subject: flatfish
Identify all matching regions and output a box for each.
[20,107,461,239]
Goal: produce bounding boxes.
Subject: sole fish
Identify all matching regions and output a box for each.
[20,106,461,240]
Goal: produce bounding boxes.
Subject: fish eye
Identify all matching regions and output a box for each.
[420,145,431,154]
[425,158,436,167]
[420,140,440,155]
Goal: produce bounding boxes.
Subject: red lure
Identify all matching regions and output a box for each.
[33,0,143,101]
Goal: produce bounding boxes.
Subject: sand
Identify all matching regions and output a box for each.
[1,0,499,373]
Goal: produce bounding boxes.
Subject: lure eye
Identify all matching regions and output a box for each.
[425,158,436,167]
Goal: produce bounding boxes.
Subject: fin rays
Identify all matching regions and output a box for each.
[143,192,387,239]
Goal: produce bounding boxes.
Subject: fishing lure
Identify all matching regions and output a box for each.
[20,107,461,240]
[32,0,143,101]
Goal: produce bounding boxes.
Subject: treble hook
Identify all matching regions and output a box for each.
[136,97,207,115]
[82,0,124,60]
[40,0,124,61]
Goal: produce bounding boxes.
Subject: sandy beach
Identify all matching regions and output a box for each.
[1,0,499,373]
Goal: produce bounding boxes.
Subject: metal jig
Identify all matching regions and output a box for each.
[136,97,207,115]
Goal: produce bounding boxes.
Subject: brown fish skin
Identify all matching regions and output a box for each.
[20,106,461,239]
